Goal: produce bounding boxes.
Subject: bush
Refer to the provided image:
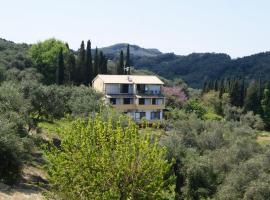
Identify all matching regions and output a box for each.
[45,114,174,199]
[184,99,207,119]
[0,82,32,184]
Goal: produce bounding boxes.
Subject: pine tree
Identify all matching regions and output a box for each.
[56,47,64,85]
[85,40,93,85]
[125,44,131,75]
[117,50,124,75]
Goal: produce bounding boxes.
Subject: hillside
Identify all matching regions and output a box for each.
[126,51,270,88]
[99,43,162,59]
[1,38,270,88]
[95,43,270,88]
[0,38,30,70]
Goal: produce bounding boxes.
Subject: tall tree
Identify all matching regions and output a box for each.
[244,81,263,114]
[56,48,64,85]
[93,47,99,77]
[202,80,209,94]
[125,44,131,75]
[218,79,224,99]
[76,41,86,84]
[99,51,107,74]
[65,43,76,84]
[261,87,270,127]
[85,40,93,85]
[229,79,243,107]
[117,50,124,75]
[67,52,76,84]
[29,38,69,84]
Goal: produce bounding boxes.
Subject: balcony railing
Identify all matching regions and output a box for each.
[137,90,161,95]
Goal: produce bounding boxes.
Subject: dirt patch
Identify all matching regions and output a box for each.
[0,186,43,200]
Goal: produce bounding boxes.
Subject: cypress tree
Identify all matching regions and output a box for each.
[202,80,208,94]
[244,81,263,114]
[76,41,86,84]
[85,40,93,85]
[219,79,224,99]
[229,79,243,107]
[65,43,76,84]
[99,51,108,74]
[56,47,64,85]
[126,44,131,75]
[94,47,99,77]
[68,53,76,84]
[99,51,103,73]
[239,78,245,107]
[117,50,124,75]
[261,87,270,127]
[214,80,218,91]
[103,57,108,74]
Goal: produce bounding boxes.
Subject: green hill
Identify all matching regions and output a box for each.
[99,43,162,59]
[132,51,270,88]
[1,38,270,88]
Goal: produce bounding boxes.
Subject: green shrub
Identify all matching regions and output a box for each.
[45,114,174,199]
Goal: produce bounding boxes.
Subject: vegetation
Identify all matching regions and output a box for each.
[45,115,174,199]
[203,78,270,128]
[2,37,270,199]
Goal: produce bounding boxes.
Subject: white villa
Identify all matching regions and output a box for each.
[92,75,165,121]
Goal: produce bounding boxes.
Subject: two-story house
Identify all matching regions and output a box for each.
[92,75,165,121]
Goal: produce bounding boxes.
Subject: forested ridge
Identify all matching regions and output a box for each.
[1,37,270,199]
[2,38,270,88]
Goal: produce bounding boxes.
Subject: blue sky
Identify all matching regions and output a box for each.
[1,0,269,58]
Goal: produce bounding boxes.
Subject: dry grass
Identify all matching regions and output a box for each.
[257,131,270,145]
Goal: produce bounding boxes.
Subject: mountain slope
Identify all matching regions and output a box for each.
[99,43,162,59]
[97,43,270,87]
[133,52,270,88]
[1,38,270,88]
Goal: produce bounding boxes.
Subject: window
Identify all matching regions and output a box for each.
[157,99,163,105]
[110,98,116,105]
[135,112,145,120]
[120,84,129,93]
[139,98,145,105]
[140,112,146,119]
[152,98,157,105]
[123,98,132,104]
[137,84,146,94]
[151,111,160,120]
[145,99,151,105]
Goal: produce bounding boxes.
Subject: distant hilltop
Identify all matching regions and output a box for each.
[99,43,162,58]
